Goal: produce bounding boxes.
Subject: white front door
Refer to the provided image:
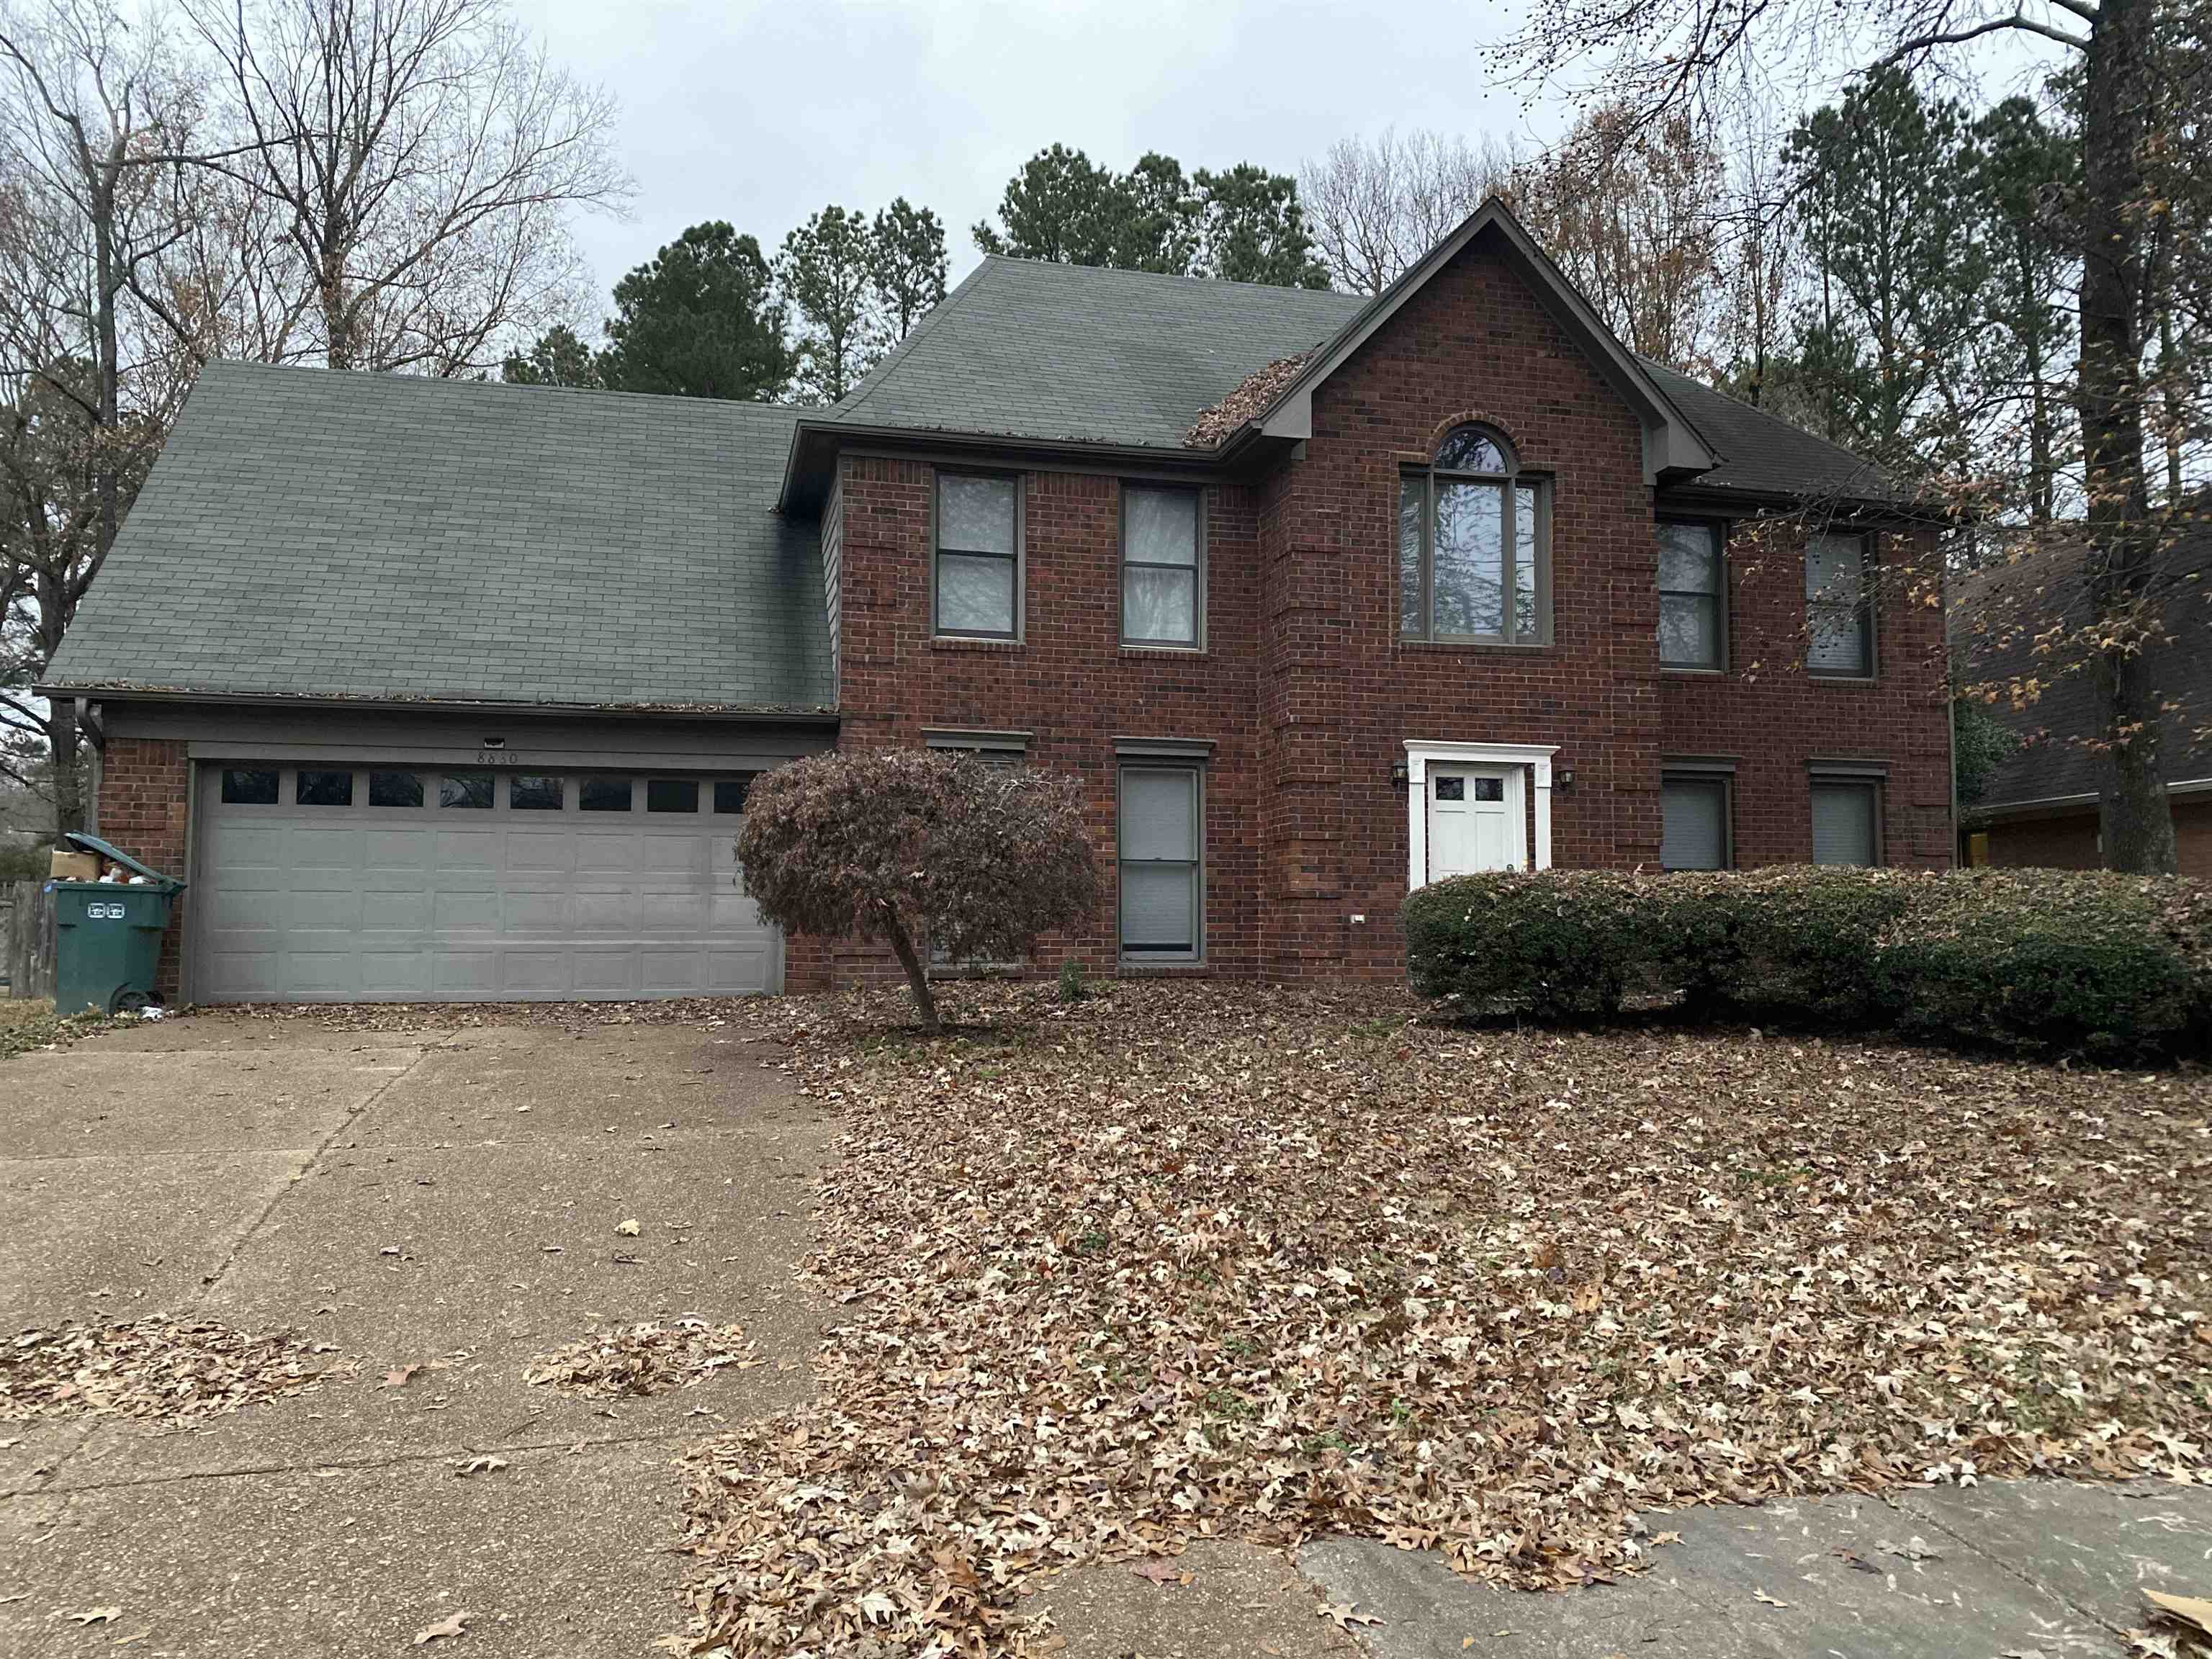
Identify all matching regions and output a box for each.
[1427,767,1519,880]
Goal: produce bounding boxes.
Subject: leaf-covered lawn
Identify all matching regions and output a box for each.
[675,983,2211,1658]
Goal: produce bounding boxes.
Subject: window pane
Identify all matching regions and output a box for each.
[1123,565,1197,642]
[296,769,352,806]
[1658,523,1720,593]
[1120,863,1197,951]
[1660,594,1720,667]
[1436,426,1508,472]
[579,776,632,812]
[1434,775,1465,801]
[1471,776,1504,802]
[1433,480,1504,636]
[510,773,562,810]
[1513,483,1539,639]
[647,778,698,813]
[1662,779,1727,870]
[1399,476,1423,637]
[439,772,493,809]
[1121,768,1197,860]
[1807,602,1871,676]
[368,770,423,808]
[713,775,755,814]
[1806,532,1866,604]
[937,552,1015,634]
[1125,487,1197,566]
[1812,781,1879,866]
[221,768,279,805]
[938,475,1016,554]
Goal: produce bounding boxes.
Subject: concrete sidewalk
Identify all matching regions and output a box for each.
[1,1012,832,1658]
[1302,1478,2212,1658]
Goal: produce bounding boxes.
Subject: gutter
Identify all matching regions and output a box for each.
[35,684,843,726]
[1974,775,2212,822]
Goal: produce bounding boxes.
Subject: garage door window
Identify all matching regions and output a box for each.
[440,772,494,809]
[711,776,757,815]
[369,770,423,808]
[296,769,353,806]
[221,768,279,805]
[580,777,633,812]
[647,778,699,813]
[510,773,562,810]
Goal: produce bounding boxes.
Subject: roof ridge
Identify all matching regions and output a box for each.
[197,356,810,418]
[971,252,1359,302]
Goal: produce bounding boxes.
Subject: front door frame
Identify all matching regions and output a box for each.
[1403,739,1560,891]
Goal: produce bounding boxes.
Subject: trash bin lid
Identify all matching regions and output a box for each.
[63,831,184,889]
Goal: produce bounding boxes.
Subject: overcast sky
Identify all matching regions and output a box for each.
[532,0,1569,312]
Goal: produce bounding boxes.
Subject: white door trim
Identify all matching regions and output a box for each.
[1404,739,1560,890]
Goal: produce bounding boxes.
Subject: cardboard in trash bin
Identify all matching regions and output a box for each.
[50,849,99,881]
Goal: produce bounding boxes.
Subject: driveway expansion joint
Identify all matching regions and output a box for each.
[1898,1487,2137,1641]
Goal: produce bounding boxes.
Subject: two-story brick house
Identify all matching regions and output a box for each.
[45,202,1951,1005]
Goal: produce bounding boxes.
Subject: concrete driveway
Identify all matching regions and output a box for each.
[1,1011,832,1658]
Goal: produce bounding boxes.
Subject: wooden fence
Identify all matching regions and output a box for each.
[3,878,56,1001]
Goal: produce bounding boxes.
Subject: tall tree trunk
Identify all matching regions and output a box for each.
[48,700,82,834]
[881,914,940,1034]
[2075,0,2178,873]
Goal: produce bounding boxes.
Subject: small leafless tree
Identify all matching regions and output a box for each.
[0,0,215,831]
[184,0,631,373]
[1299,127,1519,294]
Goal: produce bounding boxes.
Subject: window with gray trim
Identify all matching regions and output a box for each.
[935,472,1020,638]
[1660,773,1730,869]
[1810,776,1881,866]
[1118,763,1202,960]
[1806,531,1874,678]
[1398,423,1549,644]
[1658,522,1725,669]
[1121,485,1202,646]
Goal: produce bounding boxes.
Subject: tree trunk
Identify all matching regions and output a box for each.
[47,699,81,835]
[882,917,940,1034]
[2075,0,2178,873]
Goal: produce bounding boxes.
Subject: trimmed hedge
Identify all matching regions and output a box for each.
[1403,866,2212,1058]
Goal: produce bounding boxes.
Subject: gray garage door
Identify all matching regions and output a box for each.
[192,763,778,1002]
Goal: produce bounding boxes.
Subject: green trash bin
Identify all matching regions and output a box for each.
[50,832,187,1017]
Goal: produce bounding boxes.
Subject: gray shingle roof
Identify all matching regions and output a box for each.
[1951,518,2211,809]
[1636,359,1913,505]
[46,361,834,713]
[828,255,1898,503]
[831,257,1361,449]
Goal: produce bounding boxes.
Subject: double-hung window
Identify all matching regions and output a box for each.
[1658,521,1725,670]
[1399,423,1549,644]
[1118,764,1202,961]
[1810,775,1882,866]
[1806,531,1874,678]
[934,472,1020,639]
[1660,771,1732,870]
[1122,485,1202,647]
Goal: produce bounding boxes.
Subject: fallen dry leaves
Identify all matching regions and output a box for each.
[667,981,2211,1658]
[526,1321,760,1399]
[1,1318,345,1423]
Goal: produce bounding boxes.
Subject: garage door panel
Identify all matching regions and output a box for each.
[359,952,433,996]
[194,765,783,1002]
[506,831,575,873]
[500,951,571,994]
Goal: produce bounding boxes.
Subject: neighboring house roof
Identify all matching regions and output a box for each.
[44,361,835,716]
[797,204,1901,507]
[1951,513,2211,812]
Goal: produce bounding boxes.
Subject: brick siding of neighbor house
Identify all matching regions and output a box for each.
[818,237,1955,987]
[95,736,193,998]
[1981,797,2212,874]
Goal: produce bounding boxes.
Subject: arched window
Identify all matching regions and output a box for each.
[1398,423,1550,644]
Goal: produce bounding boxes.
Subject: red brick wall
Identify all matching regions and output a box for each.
[1982,797,2212,875]
[820,235,1954,983]
[94,737,192,999]
[1658,518,1954,868]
